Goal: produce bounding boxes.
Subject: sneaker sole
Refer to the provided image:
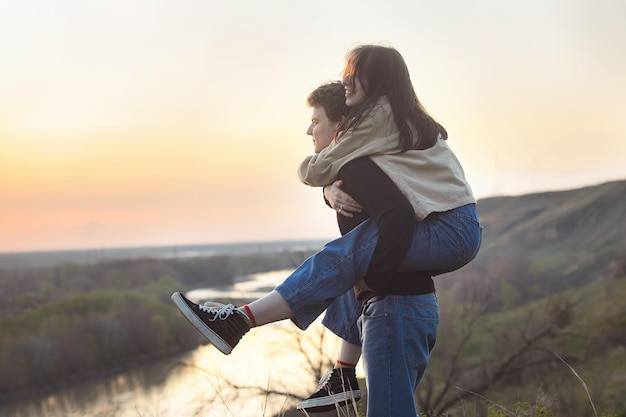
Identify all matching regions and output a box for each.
[296,390,361,410]
[171,292,233,355]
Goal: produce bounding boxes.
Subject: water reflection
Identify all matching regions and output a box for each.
[187,269,295,301]
[1,270,350,417]
[3,324,341,417]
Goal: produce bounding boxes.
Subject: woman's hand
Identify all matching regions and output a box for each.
[355,278,374,292]
[323,180,363,218]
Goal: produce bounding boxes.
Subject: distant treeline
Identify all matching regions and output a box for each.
[0,247,318,404]
[0,239,329,269]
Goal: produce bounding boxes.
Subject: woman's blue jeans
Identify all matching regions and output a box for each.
[275,203,481,330]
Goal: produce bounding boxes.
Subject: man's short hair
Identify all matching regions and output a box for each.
[307,81,349,123]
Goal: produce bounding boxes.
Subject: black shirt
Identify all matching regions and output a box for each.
[332,157,434,301]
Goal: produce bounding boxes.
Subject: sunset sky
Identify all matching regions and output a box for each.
[1,0,625,253]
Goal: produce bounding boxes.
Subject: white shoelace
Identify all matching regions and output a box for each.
[316,370,333,389]
[199,302,235,321]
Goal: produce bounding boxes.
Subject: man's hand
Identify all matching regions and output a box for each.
[323,180,363,218]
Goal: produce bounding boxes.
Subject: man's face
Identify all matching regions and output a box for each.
[306,106,340,154]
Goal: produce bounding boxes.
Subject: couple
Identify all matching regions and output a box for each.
[172,44,482,416]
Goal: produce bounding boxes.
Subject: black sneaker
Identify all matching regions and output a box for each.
[171,292,251,355]
[297,367,361,412]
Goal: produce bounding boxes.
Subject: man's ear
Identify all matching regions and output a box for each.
[333,115,345,132]
[331,116,345,143]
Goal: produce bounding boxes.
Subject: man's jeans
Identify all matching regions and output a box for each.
[276,203,481,330]
[321,292,438,416]
[359,294,438,417]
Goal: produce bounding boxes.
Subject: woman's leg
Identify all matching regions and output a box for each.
[274,218,381,328]
[246,290,293,325]
[172,204,480,354]
[278,203,480,329]
[171,219,381,354]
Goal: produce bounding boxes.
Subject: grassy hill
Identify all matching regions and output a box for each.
[478,179,624,276]
[438,179,626,308]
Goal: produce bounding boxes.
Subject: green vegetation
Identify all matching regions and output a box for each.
[0,246,319,404]
[413,274,626,417]
[0,290,196,398]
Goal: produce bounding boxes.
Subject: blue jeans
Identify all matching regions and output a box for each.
[359,294,439,417]
[276,203,481,329]
[323,290,363,345]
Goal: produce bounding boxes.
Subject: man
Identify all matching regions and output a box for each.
[297,81,437,415]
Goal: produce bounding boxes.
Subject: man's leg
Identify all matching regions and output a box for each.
[297,291,363,411]
[359,294,439,417]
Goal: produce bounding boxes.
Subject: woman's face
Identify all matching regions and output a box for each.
[343,74,366,107]
[306,106,341,154]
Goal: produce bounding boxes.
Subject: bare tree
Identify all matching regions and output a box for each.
[173,324,348,416]
[416,291,576,417]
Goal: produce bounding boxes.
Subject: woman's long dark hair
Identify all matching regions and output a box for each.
[340,44,447,151]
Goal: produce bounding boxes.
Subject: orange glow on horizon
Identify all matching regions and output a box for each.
[2,0,625,252]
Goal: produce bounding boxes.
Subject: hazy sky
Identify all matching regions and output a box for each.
[1,0,625,252]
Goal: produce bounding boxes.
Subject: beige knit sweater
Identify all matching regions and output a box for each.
[298,96,476,221]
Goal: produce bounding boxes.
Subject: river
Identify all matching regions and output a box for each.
[1,270,359,417]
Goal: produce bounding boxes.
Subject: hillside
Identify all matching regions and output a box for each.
[422,264,626,417]
[478,179,625,260]
[439,179,626,307]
